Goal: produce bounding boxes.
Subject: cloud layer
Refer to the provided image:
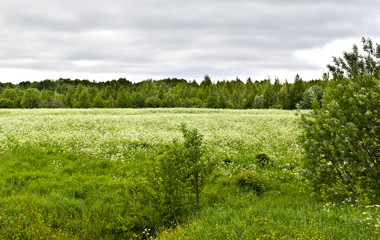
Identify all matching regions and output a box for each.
[1,0,380,83]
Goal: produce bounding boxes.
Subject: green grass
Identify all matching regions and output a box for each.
[0,109,378,239]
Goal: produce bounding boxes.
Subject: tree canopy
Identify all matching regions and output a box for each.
[0,76,326,110]
[300,37,380,202]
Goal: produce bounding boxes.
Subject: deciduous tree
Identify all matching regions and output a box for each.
[300,38,380,201]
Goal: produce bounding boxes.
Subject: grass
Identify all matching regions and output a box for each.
[0,108,378,239]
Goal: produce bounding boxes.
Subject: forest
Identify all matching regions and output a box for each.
[0,74,326,110]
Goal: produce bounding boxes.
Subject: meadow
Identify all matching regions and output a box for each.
[0,109,378,239]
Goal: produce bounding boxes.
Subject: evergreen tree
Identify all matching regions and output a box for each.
[277,83,290,109]
[145,96,161,108]
[288,74,305,109]
[263,81,276,108]
[231,89,241,109]
[77,87,91,108]
[157,85,165,100]
[116,87,130,108]
[106,95,116,108]
[93,94,105,108]
[65,85,76,108]
[205,89,218,108]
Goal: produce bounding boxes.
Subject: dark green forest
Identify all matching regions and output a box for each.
[0,74,327,109]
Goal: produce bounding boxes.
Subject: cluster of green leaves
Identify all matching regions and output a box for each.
[300,37,380,202]
[255,153,273,167]
[0,75,326,110]
[232,171,266,196]
[122,124,213,234]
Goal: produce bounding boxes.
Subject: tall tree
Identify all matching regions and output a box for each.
[21,88,39,108]
[288,74,305,109]
[263,81,276,108]
[77,87,91,108]
[92,93,105,108]
[300,38,380,201]
[116,87,130,108]
[277,84,290,109]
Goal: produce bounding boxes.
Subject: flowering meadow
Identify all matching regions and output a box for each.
[0,109,378,239]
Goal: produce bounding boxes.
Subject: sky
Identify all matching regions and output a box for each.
[1,0,380,84]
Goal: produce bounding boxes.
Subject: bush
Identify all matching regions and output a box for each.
[125,124,212,235]
[255,153,272,167]
[0,98,13,108]
[233,171,265,196]
[300,38,380,201]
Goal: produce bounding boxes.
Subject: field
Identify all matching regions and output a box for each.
[0,109,378,239]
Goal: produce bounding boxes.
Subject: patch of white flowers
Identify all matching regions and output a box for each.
[0,109,302,166]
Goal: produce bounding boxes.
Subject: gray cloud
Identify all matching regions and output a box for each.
[1,0,380,83]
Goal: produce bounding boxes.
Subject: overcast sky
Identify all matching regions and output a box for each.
[1,0,380,83]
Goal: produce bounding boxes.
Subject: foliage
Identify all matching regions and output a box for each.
[300,38,380,201]
[21,88,39,108]
[1,88,18,101]
[0,76,325,109]
[92,94,105,108]
[145,142,191,226]
[253,95,265,109]
[327,37,380,79]
[233,171,266,196]
[76,87,91,108]
[255,153,273,167]
[123,124,211,234]
[298,85,325,109]
[288,74,305,109]
[0,98,13,108]
[180,124,212,209]
[145,96,161,108]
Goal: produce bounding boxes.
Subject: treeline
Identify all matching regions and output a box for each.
[0,75,327,109]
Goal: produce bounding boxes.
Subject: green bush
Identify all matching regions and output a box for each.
[125,124,212,235]
[0,98,13,108]
[233,171,265,196]
[255,153,272,167]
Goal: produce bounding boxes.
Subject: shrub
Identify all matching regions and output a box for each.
[125,124,212,235]
[255,153,272,167]
[233,171,265,196]
[0,98,13,108]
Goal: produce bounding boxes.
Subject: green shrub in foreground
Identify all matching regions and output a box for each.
[124,124,213,235]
